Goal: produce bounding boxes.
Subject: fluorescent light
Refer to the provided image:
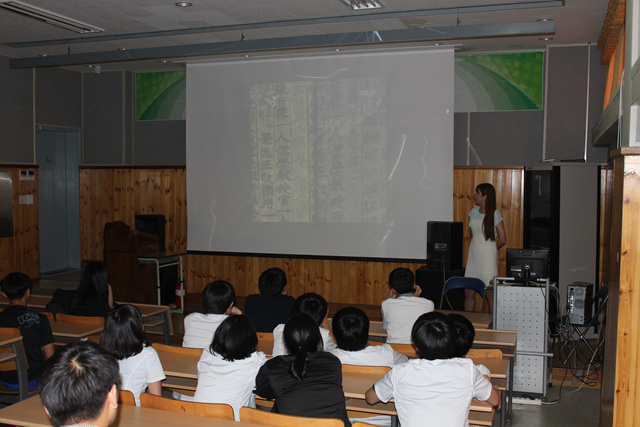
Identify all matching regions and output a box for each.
[0,1,103,33]
[339,0,383,11]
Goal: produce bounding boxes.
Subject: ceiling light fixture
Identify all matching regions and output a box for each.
[339,0,383,11]
[0,1,103,33]
[175,1,193,7]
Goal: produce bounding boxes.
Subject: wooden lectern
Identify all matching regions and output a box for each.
[103,221,159,304]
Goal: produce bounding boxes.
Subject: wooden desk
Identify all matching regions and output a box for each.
[49,320,104,339]
[367,310,493,338]
[0,395,267,427]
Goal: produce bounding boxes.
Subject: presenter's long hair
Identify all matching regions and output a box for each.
[476,183,497,241]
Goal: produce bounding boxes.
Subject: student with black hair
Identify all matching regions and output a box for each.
[45,261,115,317]
[330,307,407,367]
[381,267,434,344]
[194,314,267,420]
[271,292,336,356]
[0,272,54,390]
[40,340,120,427]
[101,304,165,406]
[182,280,241,348]
[255,314,350,426]
[245,267,295,332]
[365,312,499,427]
[449,313,491,378]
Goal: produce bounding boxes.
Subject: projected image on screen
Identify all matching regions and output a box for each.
[187,48,455,260]
[250,78,387,224]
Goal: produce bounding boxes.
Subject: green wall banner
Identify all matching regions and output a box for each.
[136,71,186,120]
[455,52,544,112]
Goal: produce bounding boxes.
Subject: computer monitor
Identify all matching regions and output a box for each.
[506,248,550,280]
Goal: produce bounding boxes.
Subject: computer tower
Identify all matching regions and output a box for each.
[426,221,463,271]
[567,282,593,324]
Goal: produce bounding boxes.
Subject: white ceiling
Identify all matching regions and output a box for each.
[0,0,609,72]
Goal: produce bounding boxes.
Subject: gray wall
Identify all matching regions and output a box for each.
[0,46,609,167]
[454,45,609,166]
[0,56,34,163]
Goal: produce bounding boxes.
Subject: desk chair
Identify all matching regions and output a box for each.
[239,406,344,427]
[55,313,105,345]
[0,327,32,401]
[440,277,486,313]
[257,332,274,356]
[119,390,136,405]
[140,393,234,419]
[561,285,608,365]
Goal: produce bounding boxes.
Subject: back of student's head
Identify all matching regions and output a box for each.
[0,272,31,301]
[258,267,287,296]
[202,280,235,314]
[389,268,415,294]
[40,340,120,427]
[293,292,328,326]
[332,306,369,351]
[284,314,322,380]
[411,312,456,360]
[101,304,147,360]
[449,313,475,357]
[210,314,258,361]
[72,261,110,314]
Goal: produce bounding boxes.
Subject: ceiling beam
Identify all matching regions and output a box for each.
[10,20,555,69]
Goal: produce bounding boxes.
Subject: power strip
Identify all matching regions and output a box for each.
[512,396,542,406]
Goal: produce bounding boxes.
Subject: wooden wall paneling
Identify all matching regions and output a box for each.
[612,153,640,426]
[79,168,115,261]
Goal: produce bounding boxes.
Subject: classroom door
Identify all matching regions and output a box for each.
[36,127,81,274]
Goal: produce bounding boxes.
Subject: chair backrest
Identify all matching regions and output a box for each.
[119,390,136,405]
[257,332,274,355]
[139,393,234,420]
[341,364,391,376]
[0,327,25,372]
[41,312,55,322]
[151,342,204,357]
[239,406,344,427]
[55,313,105,327]
[465,348,503,359]
[387,343,419,359]
[440,277,486,310]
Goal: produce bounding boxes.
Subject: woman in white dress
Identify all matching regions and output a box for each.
[464,183,507,312]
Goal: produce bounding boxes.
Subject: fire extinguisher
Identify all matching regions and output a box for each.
[175,280,187,310]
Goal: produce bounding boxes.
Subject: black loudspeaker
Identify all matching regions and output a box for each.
[427,221,463,271]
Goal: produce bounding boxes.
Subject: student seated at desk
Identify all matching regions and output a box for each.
[272,292,336,356]
[449,313,491,378]
[365,312,500,427]
[244,267,295,333]
[0,273,54,390]
[381,268,434,344]
[40,340,120,427]
[194,314,267,420]
[101,304,165,406]
[45,261,115,317]
[330,307,407,367]
[255,314,350,427]
[182,280,241,348]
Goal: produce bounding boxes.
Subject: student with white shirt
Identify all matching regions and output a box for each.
[330,306,407,367]
[365,312,500,427]
[449,313,491,378]
[193,314,267,420]
[381,268,434,344]
[100,304,165,406]
[182,280,241,348]
[272,292,336,356]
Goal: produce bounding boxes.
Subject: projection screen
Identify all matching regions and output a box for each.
[186,48,454,260]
